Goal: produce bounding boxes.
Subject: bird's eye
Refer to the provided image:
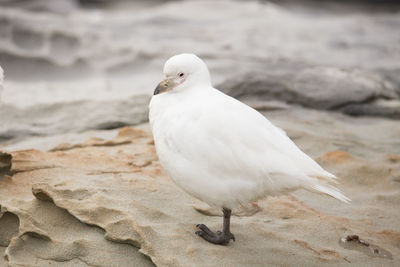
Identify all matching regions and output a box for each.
[178,72,184,77]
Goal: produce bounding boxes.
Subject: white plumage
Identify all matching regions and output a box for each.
[149,53,350,211]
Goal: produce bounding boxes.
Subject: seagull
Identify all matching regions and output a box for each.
[149,54,350,245]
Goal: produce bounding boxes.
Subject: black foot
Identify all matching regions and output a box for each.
[195,224,235,245]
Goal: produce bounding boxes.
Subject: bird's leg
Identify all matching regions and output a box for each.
[195,208,235,245]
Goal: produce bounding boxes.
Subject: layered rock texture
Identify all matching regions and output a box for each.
[1,120,399,266]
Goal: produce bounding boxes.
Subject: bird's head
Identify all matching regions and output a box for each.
[153,53,211,95]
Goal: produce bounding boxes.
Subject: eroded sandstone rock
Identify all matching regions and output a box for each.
[1,126,399,266]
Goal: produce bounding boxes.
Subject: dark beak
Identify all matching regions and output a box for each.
[153,79,175,95]
[153,83,161,95]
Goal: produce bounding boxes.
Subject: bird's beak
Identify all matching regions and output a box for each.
[154,79,175,95]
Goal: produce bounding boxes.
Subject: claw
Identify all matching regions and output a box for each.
[196,224,215,237]
[195,208,235,245]
[195,230,204,236]
[195,223,234,245]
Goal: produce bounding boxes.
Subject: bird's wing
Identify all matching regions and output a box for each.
[171,89,337,194]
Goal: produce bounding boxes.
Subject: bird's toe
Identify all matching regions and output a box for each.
[196,224,215,236]
[195,230,204,236]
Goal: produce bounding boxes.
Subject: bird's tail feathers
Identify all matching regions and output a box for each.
[312,184,351,203]
[313,170,339,184]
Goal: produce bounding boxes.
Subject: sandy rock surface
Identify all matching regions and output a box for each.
[1,120,399,266]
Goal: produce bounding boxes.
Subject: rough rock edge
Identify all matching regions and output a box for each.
[1,192,156,267]
[30,184,158,266]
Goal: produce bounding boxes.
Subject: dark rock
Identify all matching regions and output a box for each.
[291,67,395,109]
[0,0,78,14]
[341,99,400,119]
[0,152,12,180]
[218,67,400,119]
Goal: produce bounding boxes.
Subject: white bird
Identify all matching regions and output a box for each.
[149,54,350,245]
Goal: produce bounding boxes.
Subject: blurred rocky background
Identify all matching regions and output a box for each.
[0,0,400,148]
[0,0,399,266]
